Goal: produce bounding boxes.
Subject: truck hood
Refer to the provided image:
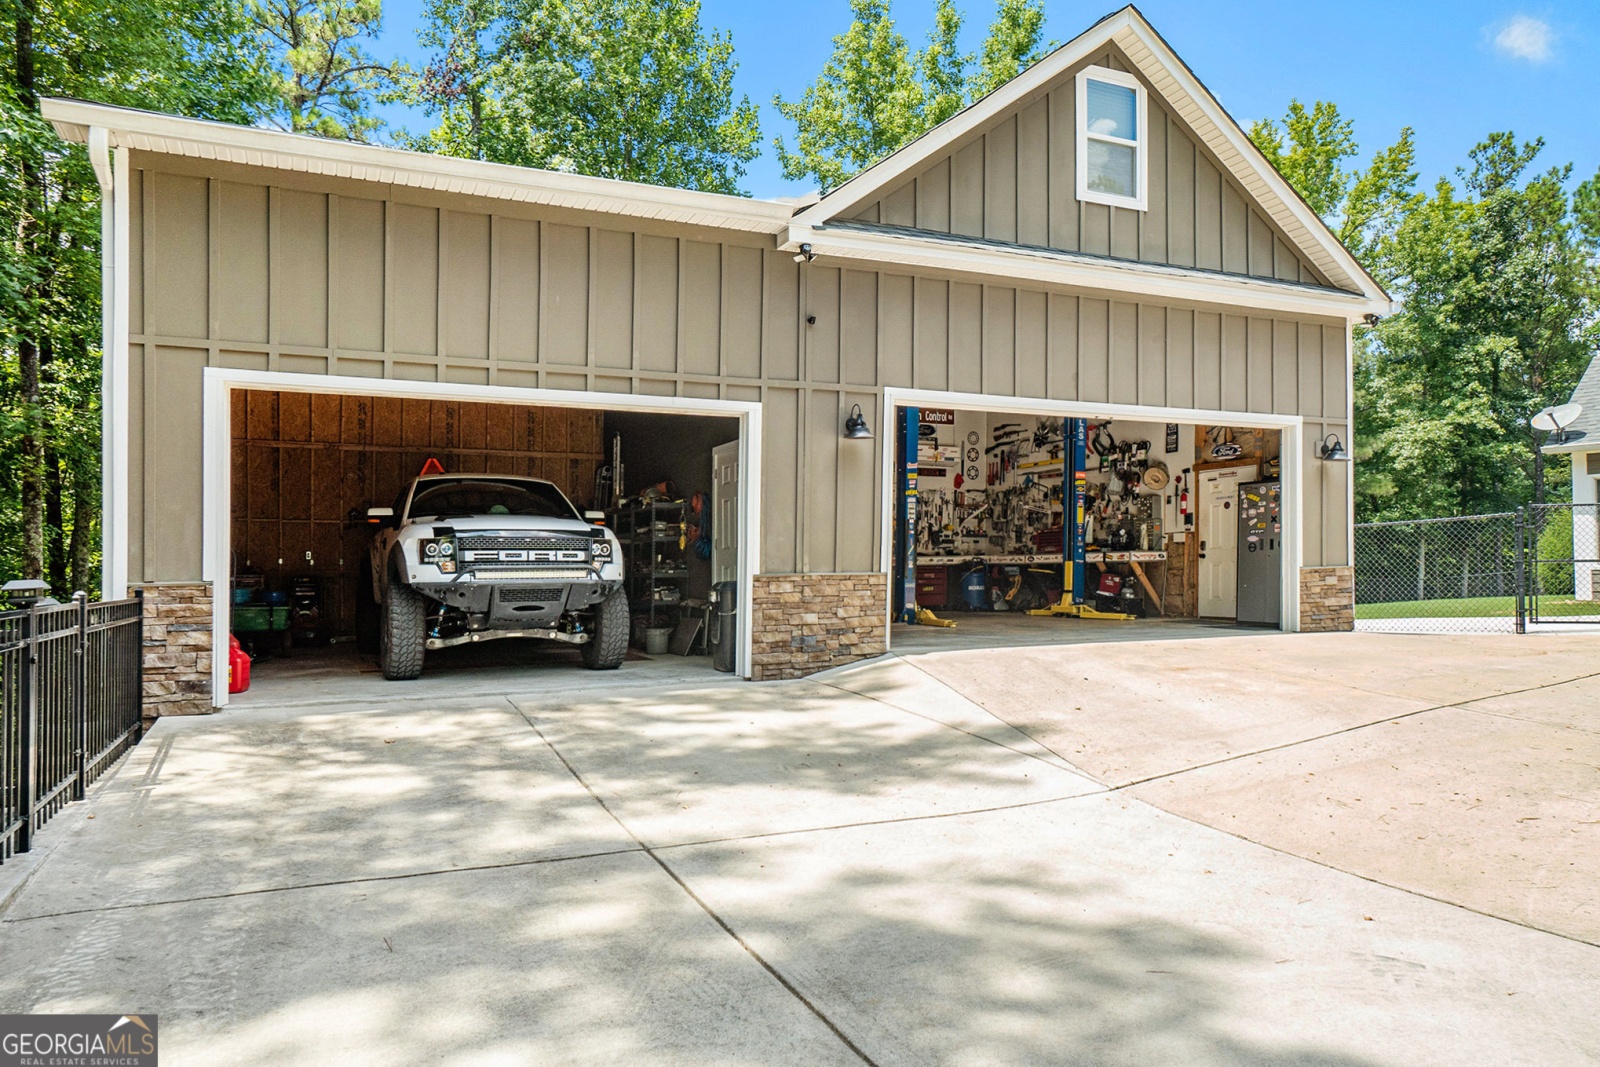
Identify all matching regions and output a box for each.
[405,514,599,534]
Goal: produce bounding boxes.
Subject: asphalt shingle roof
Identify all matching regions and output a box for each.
[1555,356,1600,448]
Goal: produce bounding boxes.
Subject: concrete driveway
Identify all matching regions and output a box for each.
[1,632,1597,1066]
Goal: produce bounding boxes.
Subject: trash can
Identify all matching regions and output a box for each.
[711,580,738,673]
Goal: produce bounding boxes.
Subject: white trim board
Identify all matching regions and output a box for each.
[876,387,1305,641]
[785,223,1376,322]
[92,134,131,601]
[201,368,763,706]
[44,100,796,237]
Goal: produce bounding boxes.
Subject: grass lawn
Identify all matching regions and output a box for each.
[1356,595,1600,619]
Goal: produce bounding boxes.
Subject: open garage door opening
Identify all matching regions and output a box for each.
[223,386,745,697]
[888,402,1289,650]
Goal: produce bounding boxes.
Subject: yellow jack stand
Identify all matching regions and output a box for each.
[912,606,957,627]
[1027,596,1135,621]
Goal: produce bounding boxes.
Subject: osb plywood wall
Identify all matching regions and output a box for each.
[230,390,604,635]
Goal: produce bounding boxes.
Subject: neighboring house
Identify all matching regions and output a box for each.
[44,6,1388,713]
[1541,356,1600,599]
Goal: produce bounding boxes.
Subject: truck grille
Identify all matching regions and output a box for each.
[458,534,591,568]
[498,587,564,605]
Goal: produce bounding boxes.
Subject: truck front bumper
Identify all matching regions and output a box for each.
[413,574,621,625]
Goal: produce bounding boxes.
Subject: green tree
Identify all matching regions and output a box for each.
[1355,139,1597,518]
[1249,99,1420,285]
[408,0,504,160]
[249,0,409,140]
[407,0,760,195]
[1252,101,1598,520]
[776,0,1056,190]
[969,0,1048,100]
[918,0,967,128]
[772,0,925,190]
[1,0,273,593]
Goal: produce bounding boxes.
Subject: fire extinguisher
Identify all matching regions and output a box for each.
[1178,470,1192,528]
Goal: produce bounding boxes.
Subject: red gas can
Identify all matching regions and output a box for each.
[228,634,251,694]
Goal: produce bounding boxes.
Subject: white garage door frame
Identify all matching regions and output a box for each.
[877,387,1306,644]
[201,367,763,706]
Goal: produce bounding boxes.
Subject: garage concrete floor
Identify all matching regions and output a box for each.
[232,639,730,710]
[1,633,1597,1065]
[891,611,1253,654]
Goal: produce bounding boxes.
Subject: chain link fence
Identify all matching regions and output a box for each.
[1353,513,1521,633]
[1355,504,1600,633]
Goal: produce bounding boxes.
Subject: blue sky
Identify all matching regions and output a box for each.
[372,1,1599,201]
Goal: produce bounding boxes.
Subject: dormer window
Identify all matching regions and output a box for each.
[1076,65,1147,211]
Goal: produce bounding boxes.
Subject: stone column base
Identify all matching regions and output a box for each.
[1299,566,1355,632]
[750,573,888,681]
[136,582,216,715]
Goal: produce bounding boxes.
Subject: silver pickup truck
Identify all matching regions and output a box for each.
[363,474,627,680]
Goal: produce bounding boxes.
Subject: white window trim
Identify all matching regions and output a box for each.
[1076,65,1148,212]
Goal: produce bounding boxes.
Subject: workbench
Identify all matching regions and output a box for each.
[1086,551,1169,614]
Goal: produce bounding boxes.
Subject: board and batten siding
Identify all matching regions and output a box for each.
[123,153,1351,587]
[848,45,1333,290]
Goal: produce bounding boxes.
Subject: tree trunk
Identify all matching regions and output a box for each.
[68,465,95,597]
[1532,433,1547,506]
[46,445,66,594]
[15,0,45,581]
[18,337,44,581]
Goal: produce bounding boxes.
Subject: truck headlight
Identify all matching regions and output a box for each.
[420,537,457,573]
[591,539,613,560]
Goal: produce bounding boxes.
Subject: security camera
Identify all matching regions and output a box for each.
[1362,313,1381,327]
[792,242,815,264]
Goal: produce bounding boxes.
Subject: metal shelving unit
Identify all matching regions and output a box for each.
[612,500,690,629]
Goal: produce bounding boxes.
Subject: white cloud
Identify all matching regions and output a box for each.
[1492,14,1555,62]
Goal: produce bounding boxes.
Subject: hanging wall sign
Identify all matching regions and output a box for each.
[919,408,957,426]
[1165,423,1179,453]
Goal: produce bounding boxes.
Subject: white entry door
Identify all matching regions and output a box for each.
[1197,464,1258,617]
[712,442,740,585]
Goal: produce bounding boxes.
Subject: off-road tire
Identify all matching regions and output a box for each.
[582,588,628,670]
[380,579,427,680]
[354,563,379,654]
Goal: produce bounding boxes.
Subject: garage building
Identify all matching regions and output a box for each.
[46,6,1388,713]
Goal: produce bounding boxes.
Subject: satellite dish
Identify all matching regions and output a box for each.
[1532,402,1583,441]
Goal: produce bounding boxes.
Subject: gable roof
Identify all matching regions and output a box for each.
[791,5,1388,307]
[1542,356,1600,453]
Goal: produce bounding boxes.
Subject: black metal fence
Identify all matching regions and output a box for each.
[2,591,144,863]
[1522,502,1600,628]
[1354,504,1600,633]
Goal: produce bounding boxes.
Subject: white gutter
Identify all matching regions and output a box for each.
[786,223,1390,323]
[89,127,130,600]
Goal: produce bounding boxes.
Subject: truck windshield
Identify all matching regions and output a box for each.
[407,480,578,521]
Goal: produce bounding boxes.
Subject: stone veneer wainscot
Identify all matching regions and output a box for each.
[1299,566,1355,632]
[137,582,214,716]
[750,573,888,681]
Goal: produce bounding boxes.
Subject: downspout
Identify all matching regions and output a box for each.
[88,127,129,600]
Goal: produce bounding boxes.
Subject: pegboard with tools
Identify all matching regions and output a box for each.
[914,411,1066,557]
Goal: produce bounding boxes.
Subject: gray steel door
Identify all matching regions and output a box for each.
[1236,481,1281,625]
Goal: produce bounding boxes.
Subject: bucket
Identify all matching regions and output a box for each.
[645,626,673,655]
